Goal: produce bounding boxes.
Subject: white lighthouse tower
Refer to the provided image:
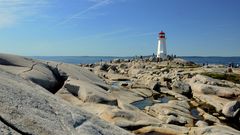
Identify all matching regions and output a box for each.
[157,31,167,60]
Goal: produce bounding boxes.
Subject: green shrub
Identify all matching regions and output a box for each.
[201,72,240,84]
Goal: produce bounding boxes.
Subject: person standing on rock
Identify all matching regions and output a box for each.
[227,63,233,73]
[100,59,103,65]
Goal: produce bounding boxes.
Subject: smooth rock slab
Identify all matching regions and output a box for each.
[172,81,192,97]
[0,70,132,135]
[0,53,36,67]
[81,103,162,129]
[189,125,240,135]
[222,101,240,118]
[47,61,109,90]
[0,54,61,93]
[64,78,117,105]
[195,120,208,127]
[193,92,229,112]
[191,74,237,88]
[105,73,130,81]
[190,82,237,98]
[133,124,189,135]
[0,120,21,135]
[145,101,194,126]
[129,88,153,98]
[56,88,84,106]
[109,88,144,104]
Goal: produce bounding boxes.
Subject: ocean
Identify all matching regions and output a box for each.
[181,56,240,66]
[32,56,240,66]
[32,56,127,64]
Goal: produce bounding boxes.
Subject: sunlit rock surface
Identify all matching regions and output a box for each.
[1,53,240,135]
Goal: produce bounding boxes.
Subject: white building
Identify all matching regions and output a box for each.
[157,31,167,59]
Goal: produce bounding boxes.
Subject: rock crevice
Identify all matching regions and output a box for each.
[0,116,31,135]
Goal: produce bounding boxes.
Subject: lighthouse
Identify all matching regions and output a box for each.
[157,31,167,59]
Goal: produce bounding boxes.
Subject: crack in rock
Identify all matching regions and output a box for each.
[0,115,31,135]
[21,63,38,74]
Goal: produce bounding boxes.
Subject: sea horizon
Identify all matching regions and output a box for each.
[31,55,240,57]
[31,55,240,65]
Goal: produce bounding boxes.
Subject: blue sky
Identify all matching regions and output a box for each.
[0,0,239,56]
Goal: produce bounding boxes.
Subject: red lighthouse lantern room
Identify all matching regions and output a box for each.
[159,31,165,39]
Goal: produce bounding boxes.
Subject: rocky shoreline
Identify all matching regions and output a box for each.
[0,53,240,135]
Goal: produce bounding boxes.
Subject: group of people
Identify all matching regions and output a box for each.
[202,62,239,68]
[202,63,208,66]
[228,62,239,68]
[227,62,240,73]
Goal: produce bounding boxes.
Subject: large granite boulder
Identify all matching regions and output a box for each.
[97,63,110,71]
[145,100,194,126]
[171,81,192,97]
[172,58,196,67]
[113,59,121,63]
[55,88,84,106]
[129,88,153,98]
[0,69,132,135]
[47,62,108,89]
[64,78,117,105]
[0,53,36,67]
[0,53,61,93]
[80,103,162,130]
[195,120,208,127]
[105,73,130,81]
[147,80,161,92]
[189,125,240,135]
[222,101,240,118]
[190,83,236,98]
[189,74,240,113]
[192,93,229,112]
[191,74,240,90]
[133,125,189,135]
[0,53,110,95]
[109,87,144,104]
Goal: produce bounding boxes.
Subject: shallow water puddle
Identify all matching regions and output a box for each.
[158,96,170,103]
[190,108,203,120]
[111,81,131,89]
[153,94,176,103]
[131,94,177,109]
[131,98,155,110]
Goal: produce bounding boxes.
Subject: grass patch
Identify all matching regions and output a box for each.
[201,72,240,84]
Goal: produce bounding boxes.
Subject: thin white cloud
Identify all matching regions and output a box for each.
[116,31,158,39]
[0,0,126,28]
[56,0,113,26]
[0,0,51,28]
[93,28,130,38]
[76,28,130,39]
[133,32,157,37]
[0,12,16,28]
